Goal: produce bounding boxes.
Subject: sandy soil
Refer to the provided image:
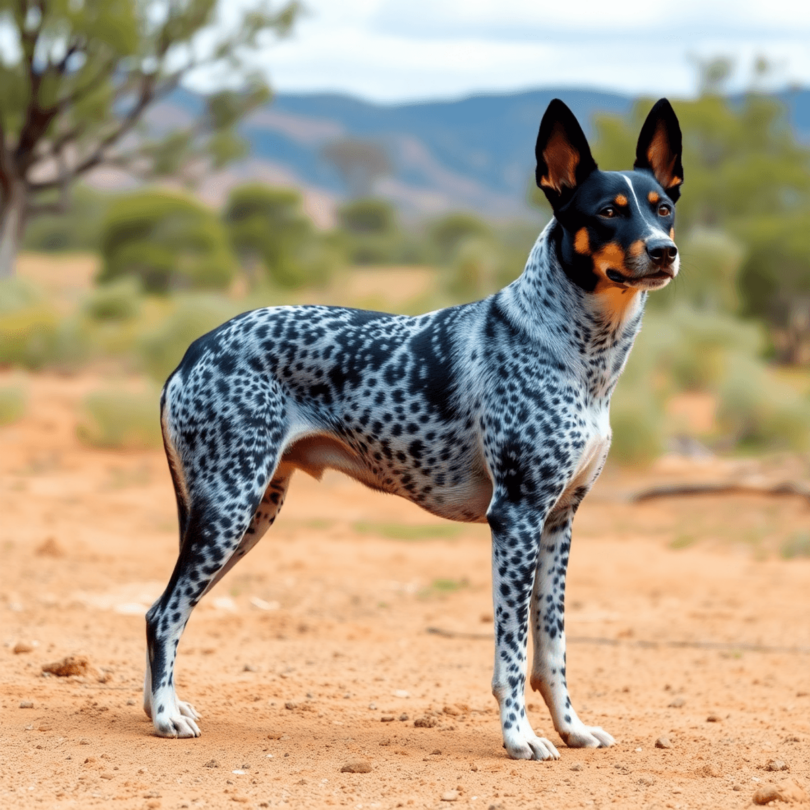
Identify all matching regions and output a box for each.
[2,373,809,810]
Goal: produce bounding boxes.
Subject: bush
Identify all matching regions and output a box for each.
[78,387,163,449]
[138,295,245,383]
[81,278,143,321]
[224,184,337,288]
[428,212,491,266]
[609,385,666,464]
[717,354,810,451]
[336,198,401,265]
[23,185,106,253]
[0,385,26,425]
[99,190,236,293]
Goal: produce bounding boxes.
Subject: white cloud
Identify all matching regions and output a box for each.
[238,0,810,101]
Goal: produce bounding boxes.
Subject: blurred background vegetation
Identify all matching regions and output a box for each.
[0,15,808,463]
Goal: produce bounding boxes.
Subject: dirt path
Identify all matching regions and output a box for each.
[2,374,809,809]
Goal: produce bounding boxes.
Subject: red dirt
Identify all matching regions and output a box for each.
[2,372,809,809]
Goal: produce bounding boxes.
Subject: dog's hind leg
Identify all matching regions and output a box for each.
[529,503,615,749]
[144,389,288,738]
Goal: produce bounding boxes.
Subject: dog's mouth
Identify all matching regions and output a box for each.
[606,267,675,288]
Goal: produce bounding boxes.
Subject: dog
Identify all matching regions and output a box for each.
[144,98,682,760]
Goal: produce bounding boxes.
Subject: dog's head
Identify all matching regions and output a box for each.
[535,98,683,294]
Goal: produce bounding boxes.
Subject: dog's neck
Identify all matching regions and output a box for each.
[495,219,646,400]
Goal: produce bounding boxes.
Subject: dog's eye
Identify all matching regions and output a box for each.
[600,206,616,218]
[658,204,672,217]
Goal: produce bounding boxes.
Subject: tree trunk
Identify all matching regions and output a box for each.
[0,180,28,279]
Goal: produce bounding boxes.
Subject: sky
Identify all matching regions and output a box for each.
[247,0,810,103]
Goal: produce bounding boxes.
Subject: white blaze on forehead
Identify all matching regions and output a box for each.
[622,174,668,237]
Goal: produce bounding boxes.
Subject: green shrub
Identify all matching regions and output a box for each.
[138,295,245,383]
[781,532,810,559]
[99,190,236,293]
[609,385,666,464]
[0,385,26,425]
[78,387,163,449]
[717,355,810,451]
[82,278,143,321]
[0,303,61,369]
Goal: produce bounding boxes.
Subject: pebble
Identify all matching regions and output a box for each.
[381,716,395,722]
[42,655,92,678]
[638,776,655,787]
[284,701,297,710]
[13,641,34,654]
[393,690,410,699]
[700,763,722,778]
[753,785,780,805]
[19,700,34,709]
[414,715,437,728]
[399,713,409,721]
[441,790,459,802]
[706,714,721,722]
[443,705,460,716]
[571,763,583,772]
[340,760,372,774]
[668,696,686,708]
[204,759,219,769]
[368,702,377,710]
[655,736,672,749]
[767,759,789,772]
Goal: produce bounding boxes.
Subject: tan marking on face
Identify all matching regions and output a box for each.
[648,191,660,204]
[669,227,675,240]
[574,227,590,254]
[591,242,641,320]
[614,194,628,206]
[592,242,627,277]
[540,121,581,193]
[628,239,645,257]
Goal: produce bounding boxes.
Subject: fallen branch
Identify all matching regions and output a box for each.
[426,627,810,654]
[631,480,810,505]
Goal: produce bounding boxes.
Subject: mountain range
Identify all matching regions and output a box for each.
[154,86,810,225]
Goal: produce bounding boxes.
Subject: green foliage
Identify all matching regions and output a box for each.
[137,294,245,383]
[716,354,810,451]
[78,387,162,450]
[445,237,500,302]
[223,184,335,287]
[0,0,301,276]
[22,186,107,253]
[336,198,400,264]
[781,532,810,560]
[428,213,492,265]
[98,191,235,293]
[0,385,26,426]
[82,278,143,321]
[0,278,60,368]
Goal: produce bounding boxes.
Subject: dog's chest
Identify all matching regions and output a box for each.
[566,401,612,499]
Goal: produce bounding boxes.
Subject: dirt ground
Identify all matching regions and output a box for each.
[2,372,809,810]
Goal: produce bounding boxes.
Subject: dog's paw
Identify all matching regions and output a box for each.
[559,724,615,748]
[153,704,202,738]
[504,729,560,761]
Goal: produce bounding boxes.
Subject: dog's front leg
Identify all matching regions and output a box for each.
[529,504,615,748]
[488,495,560,761]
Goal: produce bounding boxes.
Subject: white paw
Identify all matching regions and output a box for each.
[154,704,202,738]
[559,724,615,748]
[504,729,560,761]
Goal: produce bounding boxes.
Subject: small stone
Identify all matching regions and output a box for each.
[42,655,93,678]
[767,759,789,772]
[655,736,672,749]
[638,776,655,787]
[431,749,442,756]
[571,763,583,771]
[340,760,372,774]
[393,690,410,699]
[284,701,297,710]
[443,705,460,716]
[126,699,136,706]
[398,713,409,721]
[441,790,459,802]
[231,795,249,804]
[19,700,34,709]
[204,759,219,769]
[79,738,90,745]
[699,763,722,778]
[243,664,258,672]
[668,696,686,708]
[13,641,34,654]
[414,715,437,728]
[368,702,377,710]
[706,714,721,722]
[381,716,395,722]
[753,785,780,805]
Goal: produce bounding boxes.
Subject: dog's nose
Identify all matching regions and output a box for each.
[646,240,678,266]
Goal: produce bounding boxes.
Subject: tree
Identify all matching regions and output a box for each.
[223,183,332,288]
[321,138,392,198]
[98,189,235,293]
[0,0,300,278]
[336,197,399,265]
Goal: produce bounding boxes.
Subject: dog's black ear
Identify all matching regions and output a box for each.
[535,99,598,210]
[634,98,683,202]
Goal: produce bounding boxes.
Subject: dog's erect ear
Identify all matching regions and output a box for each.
[634,98,683,202]
[535,99,598,210]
